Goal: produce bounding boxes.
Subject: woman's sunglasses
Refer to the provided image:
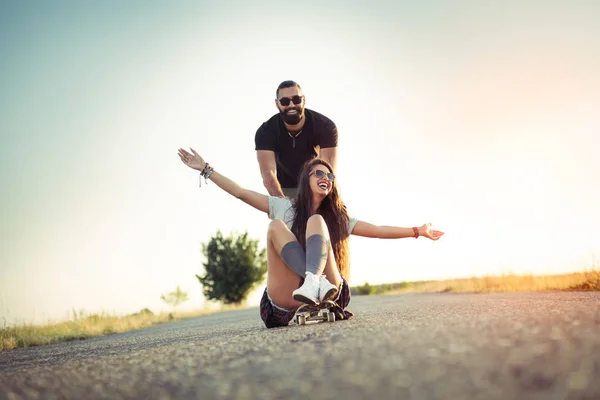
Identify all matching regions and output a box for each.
[278,95,303,107]
[311,169,335,181]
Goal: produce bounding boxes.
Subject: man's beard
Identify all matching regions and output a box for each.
[280,107,304,125]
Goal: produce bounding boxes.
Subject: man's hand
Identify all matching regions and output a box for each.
[418,223,445,241]
[178,148,205,171]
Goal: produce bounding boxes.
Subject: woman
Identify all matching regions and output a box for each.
[178,148,444,328]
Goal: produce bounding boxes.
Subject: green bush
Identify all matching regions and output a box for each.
[196,230,267,304]
[356,282,375,295]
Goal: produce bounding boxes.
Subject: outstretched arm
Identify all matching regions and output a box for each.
[178,148,269,214]
[351,221,444,240]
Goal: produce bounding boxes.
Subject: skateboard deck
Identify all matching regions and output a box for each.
[293,299,345,325]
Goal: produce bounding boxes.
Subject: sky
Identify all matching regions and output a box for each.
[1,0,599,325]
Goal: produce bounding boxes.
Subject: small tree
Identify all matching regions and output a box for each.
[160,286,189,315]
[196,230,267,304]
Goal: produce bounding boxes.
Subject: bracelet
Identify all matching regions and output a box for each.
[200,163,211,177]
[199,163,214,187]
[412,227,419,238]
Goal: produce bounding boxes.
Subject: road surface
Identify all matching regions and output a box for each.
[1,292,599,400]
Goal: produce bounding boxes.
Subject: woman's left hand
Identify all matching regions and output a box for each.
[419,223,445,240]
[178,148,206,171]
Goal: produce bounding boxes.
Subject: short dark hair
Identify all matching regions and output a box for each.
[276,80,302,98]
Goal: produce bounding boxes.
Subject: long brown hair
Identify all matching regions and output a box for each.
[290,159,351,280]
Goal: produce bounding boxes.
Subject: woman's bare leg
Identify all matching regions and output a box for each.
[266,220,304,309]
[322,245,342,289]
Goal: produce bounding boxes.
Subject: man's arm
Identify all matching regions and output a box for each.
[320,147,337,172]
[318,116,338,171]
[256,150,285,197]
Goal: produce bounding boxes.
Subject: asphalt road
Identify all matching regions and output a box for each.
[1,292,599,400]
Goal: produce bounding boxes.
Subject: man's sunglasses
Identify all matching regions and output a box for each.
[311,169,335,181]
[278,95,303,106]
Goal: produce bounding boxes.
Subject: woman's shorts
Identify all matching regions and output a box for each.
[259,277,352,328]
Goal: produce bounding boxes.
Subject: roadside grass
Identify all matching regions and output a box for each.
[4,270,599,352]
[0,305,244,352]
[352,269,600,296]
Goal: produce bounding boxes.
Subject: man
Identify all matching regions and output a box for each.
[255,80,338,198]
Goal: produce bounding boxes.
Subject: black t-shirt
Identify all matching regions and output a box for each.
[255,109,337,188]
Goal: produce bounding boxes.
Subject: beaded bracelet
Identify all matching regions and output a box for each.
[200,163,211,176]
[412,227,419,238]
[199,163,214,187]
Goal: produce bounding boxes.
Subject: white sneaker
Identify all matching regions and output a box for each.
[293,272,320,305]
[319,275,338,302]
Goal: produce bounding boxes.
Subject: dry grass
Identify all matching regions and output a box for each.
[0,305,246,352]
[384,269,600,295]
[4,270,599,352]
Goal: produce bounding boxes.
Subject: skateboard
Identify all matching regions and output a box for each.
[293,300,344,325]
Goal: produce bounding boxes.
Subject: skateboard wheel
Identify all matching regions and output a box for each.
[297,315,306,325]
[327,312,336,322]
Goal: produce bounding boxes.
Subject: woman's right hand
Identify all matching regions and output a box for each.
[418,223,445,241]
[178,148,206,171]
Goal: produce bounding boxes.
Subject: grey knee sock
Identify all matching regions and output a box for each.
[306,234,328,276]
[280,241,306,277]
